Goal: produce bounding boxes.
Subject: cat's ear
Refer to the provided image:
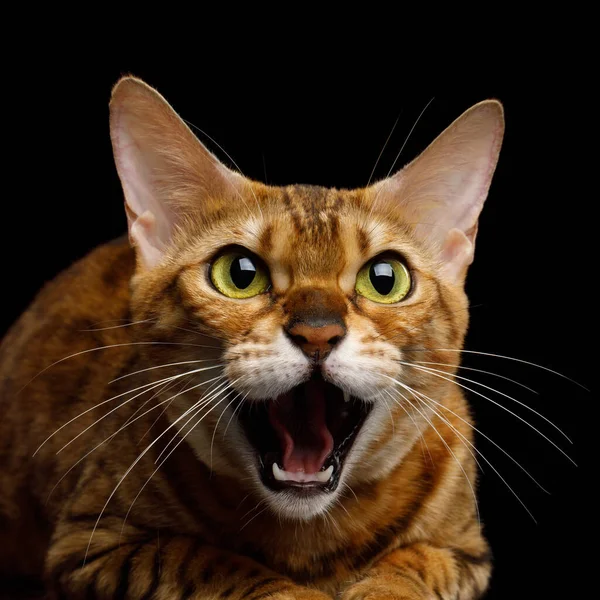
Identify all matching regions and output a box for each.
[373,100,504,282]
[109,77,245,268]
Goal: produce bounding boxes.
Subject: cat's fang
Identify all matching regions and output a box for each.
[343,390,350,403]
[272,463,334,483]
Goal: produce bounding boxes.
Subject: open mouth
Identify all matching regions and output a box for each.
[238,373,373,494]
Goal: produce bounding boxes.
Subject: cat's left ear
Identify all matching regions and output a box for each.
[373,100,504,282]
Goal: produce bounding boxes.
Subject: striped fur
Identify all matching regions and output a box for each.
[0,79,503,599]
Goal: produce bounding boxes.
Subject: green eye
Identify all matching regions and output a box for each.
[210,250,270,299]
[355,257,411,304]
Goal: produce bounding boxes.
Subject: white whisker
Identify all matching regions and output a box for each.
[321,506,343,537]
[153,378,237,465]
[403,385,539,521]
[407,363,571,443]
[340,481,360,504]
[389,385,483,474]
[183,119,264,220]
[119,384,243,540]
[53,365,225,455]
[210,391,246,470]
[240,505,270,531]
[161,386,240,471]
[236,493,251,511]
[22,341,223,396]
[82,377,237,564]
[421,348,589,391]
[240,498,268,522]
[44,375,223,503]
[405,384,549,493]
[35,378,173,457]
[80,319,154,331]
[366,113,401,188]
[404,364,576,464]
[368,97,435,222]
[222,393,248,439]
[383,375,481,525]
[119,376,191,436]
[109,359,222,384]
[335,497,354,522]
[378,392,395,434]
[385,97,435,179]
[136,374,226,445]
[413,361,539,395]
[381,388,433,465]
[135,378,194,444]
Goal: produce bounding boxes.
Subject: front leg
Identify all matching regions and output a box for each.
[46,524,331,599]
[341,542,491,600]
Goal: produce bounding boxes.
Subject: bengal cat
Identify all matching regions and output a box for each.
[0,77,504,599]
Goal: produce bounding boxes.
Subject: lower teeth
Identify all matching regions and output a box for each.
[272,462,334,483]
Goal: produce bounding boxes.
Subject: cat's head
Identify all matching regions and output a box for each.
[110,77,504,520]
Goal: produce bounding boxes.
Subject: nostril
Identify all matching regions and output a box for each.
[291,334,308,346]
[327,335,342,346]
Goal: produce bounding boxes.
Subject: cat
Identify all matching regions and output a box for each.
[0,76,503,599]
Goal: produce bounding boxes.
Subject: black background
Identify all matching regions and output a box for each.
[4,52,593,598]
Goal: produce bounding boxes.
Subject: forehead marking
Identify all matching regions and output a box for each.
[357,226,370,254]
[281,189,303,234]
[259,224,273,254]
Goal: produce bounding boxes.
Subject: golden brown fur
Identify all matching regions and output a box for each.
[0,78,503,599]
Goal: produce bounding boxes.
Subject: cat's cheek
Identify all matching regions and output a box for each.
[223,331,310,400]
[323,330,402,401]
[345,401,429,486]
[178,419,247,479]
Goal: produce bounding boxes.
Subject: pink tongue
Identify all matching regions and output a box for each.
[268,379,334,474]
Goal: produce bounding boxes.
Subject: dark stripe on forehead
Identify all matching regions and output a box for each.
[299,187,343,240]
[258,224,273,254]
[328,213,340,238]
[357,227,370,254]
[281,188,303,234]
[300,187,326,235]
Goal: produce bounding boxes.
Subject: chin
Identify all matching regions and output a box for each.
[261,484,341,521]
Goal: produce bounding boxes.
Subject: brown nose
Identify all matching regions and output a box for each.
[286,322,345,361]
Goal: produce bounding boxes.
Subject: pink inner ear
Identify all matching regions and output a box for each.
[440,228,475,281]
[129,211,165,269]
[111,102,178,250]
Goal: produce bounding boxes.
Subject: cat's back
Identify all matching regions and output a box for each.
[0,236,136,575]
[0,237,135,490]
[0,235,136,397]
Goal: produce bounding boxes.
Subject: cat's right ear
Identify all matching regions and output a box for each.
[109,77,245,269]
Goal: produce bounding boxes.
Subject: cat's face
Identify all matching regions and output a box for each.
[111,78,503,520]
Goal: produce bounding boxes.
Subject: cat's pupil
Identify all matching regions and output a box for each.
[230,256,257,289]
[369,262,394,295]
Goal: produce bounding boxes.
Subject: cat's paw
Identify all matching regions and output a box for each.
[341,578,434,600]
[341,591,431,600]
[274,589,331,600]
